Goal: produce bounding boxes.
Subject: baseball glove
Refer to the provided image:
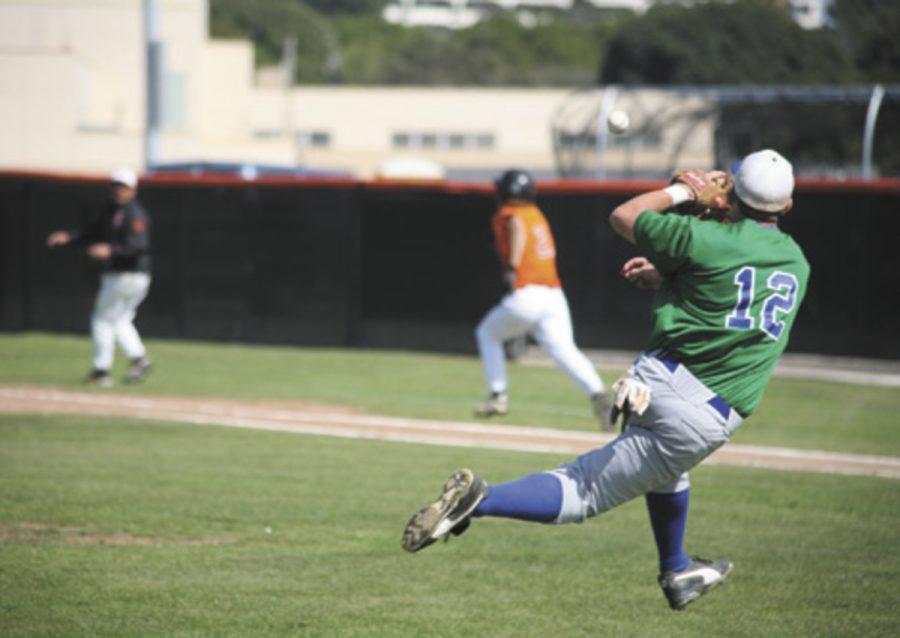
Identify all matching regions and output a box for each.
[669,169,735,222]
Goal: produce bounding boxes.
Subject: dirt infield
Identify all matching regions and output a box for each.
[2,385,899,479]
[0,522,238,546]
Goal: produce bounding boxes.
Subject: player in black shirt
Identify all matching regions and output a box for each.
[47,168,153,386]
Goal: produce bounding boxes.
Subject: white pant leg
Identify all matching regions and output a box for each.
[91,273,150,370]
[114,273,150,359]
[91,276,118,370]
[475,287,546,394]
[530,288,604,397]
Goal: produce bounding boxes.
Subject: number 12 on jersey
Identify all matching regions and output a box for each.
[725,266,799,340]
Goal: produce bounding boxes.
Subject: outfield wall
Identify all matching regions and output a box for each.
[1,172,898,359]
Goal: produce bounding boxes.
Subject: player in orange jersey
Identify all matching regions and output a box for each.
[474,169,613,431]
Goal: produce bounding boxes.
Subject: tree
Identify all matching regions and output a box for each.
[830,0,900,82]
[210,0,341,82]
[303,0,386,15]
[329,16,410,84]
[599,0,854,85]
[346,14,609,86]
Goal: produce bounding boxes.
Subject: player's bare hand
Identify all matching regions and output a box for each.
[621,257,662,289]
[47,231,71,248]
[88,243,112,260]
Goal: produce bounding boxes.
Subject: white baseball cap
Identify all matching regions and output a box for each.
[732,149,794,213]
[110,167,138,189]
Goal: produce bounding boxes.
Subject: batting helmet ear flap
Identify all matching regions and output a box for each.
[495,169,536,203]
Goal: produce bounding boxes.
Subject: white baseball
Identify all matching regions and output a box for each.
[607,110,630,135]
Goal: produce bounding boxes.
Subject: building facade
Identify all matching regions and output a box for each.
[0,0,716,180]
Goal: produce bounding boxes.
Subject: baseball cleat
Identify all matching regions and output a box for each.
[125,356,153,383]
[592,391,615,432]
[402,468,488,553]
[474,392,508,417]
[85,369,114,388]
[658,557,733,611]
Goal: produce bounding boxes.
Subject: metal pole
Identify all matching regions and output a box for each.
[862,84,885,180]
[144,0,162,171]
[595,86,618,180]
[283,35,299,164]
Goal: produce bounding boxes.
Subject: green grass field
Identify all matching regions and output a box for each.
[1,333,899,637]
[2,333,899,456]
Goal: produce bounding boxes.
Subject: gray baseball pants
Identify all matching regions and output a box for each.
[550,352,744,524]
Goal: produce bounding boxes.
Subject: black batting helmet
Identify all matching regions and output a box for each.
[495,169,536,203]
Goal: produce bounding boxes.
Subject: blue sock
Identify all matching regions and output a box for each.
[474,472,562,523]
[645,490,691,573]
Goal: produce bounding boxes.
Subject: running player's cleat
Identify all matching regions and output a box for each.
[592,391,614,432]
[86,369,114,388]
[125,356,154,383]
[402,468,488,553]
[474,392,508,417]
[658,557,733,611]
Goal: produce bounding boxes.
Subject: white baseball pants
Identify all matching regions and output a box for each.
[91,272,151,371]
[475,285,603,397]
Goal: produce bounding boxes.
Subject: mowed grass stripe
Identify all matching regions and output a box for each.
[1,414,898,638]
[1,332,899,457]
[2,386,899,479]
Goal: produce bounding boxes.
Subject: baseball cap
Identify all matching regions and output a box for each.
[110,167,138,189]
[731,149,794,213]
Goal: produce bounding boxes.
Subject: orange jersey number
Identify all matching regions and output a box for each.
[492,203,561,289]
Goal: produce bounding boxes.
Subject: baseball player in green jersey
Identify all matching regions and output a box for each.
[401,149,809,611]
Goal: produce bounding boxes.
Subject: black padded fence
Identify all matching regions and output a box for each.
[1,171,898,359]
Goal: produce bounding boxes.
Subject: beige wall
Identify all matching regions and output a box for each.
[0,0,220,173]
[0,0,146,171]
[250,86,570,177]
[0,0,713,179]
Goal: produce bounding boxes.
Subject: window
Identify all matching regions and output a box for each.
[476,133,494,148]
[390,131,495,151]
[393,132,412,148]
[295,131,332,148]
